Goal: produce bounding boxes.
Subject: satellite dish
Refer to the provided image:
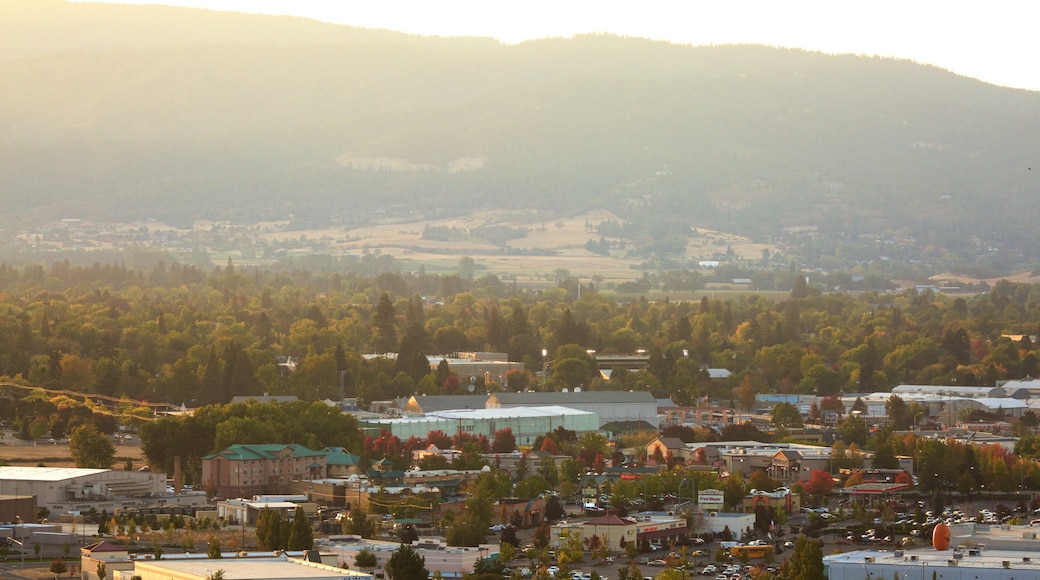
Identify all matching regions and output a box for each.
[574,387,582,393]
[562,388,569,393]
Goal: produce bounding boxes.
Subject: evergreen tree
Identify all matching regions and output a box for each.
[287,506,313,551]
[228,348,258,398]
[346,506,375,539]
[200,347,223,404]
[404,295,428,350]
[386,543,428,580]
[355,548,378,569]
[395,334,430,383]
[256,508,284,551]
[783,536,824,580]
[371,293,398,353]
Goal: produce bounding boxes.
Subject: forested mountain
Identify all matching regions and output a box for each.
[2,1,1040,260]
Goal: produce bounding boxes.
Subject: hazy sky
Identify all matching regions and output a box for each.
[79,0,1040,91]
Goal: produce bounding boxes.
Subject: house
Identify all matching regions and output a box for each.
[645,437,686,465]
[80,540,131,580]
[324,448,362,478]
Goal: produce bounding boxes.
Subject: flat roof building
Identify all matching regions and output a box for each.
[361,406,599,446]
[487,391,657,428]
[116,556,369,580]
[825,547,1040,580]
[317,536,497,579]
[0,466,165,517]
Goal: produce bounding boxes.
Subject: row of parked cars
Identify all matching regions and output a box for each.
[699,564,777,579]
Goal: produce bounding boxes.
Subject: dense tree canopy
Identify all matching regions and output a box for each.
[68,423,115,469]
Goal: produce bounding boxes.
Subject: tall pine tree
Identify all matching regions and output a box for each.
[371,293,398,354]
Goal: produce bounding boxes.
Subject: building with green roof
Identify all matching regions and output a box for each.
[202,444,327,498]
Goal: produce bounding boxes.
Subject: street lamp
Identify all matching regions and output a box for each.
[16,514,24,568]
[913,412,923,431]
[541,349,548,389]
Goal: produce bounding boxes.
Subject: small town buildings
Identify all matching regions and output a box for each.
[715,443,832,482]
[216,495,316,525]
[426,353,525,387]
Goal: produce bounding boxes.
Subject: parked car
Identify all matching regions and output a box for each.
[648,560,667,567]
[701,565,718,575]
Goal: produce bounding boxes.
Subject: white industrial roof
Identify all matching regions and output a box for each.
[132,557,362,579]
[428,406,594,419]
[825,548,1040,572]
[0,466,108,481]
[367,405,595,424]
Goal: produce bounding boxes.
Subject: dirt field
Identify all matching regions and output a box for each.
[0,439,145,467]
[257,208,780,286]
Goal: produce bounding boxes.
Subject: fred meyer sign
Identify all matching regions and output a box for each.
[698,490,724,504]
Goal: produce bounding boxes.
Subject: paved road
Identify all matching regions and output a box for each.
[0,562,51,580]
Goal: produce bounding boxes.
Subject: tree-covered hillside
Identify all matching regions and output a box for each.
[1,1,1039,264]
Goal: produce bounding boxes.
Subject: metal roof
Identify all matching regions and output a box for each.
[364,405,595,425]
[491,391,656,404]
[0,466,108,481]
[132,557,361,579]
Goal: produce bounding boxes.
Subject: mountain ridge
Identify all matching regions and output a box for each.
[1,1,1039,272]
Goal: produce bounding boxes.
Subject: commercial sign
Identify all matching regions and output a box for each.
[698,489,724,504]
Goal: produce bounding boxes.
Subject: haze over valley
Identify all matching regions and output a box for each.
[2,0,1040,286]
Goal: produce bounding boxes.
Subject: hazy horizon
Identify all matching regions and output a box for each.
[69,0,1040,92]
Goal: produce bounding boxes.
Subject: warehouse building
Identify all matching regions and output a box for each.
[487,391,657,428]
[361,406,599,446]
[0,466,166,517]
[825,546,1040,579]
